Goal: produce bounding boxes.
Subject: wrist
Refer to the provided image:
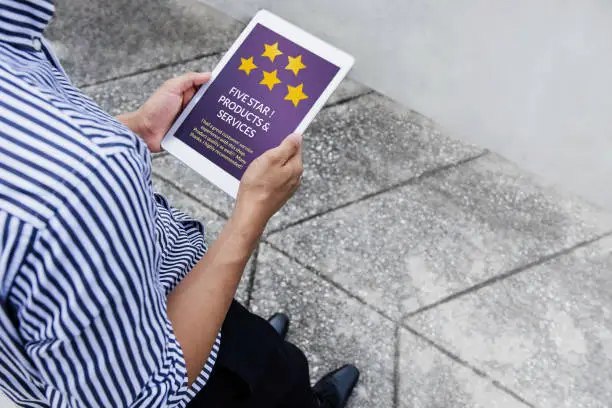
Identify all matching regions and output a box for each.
[117,110,149,139]
[117,110,161,152]
[229,209,266,241]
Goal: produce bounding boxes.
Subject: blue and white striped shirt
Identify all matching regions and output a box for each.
[0,1,220,406]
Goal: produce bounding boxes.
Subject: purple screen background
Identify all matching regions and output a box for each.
[174,23,340,180]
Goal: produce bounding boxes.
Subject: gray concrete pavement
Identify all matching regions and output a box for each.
[251,244,396,407]
[46,0,242,86]
[266,153,612,320]
[19,0,612,407]
[147,93,483,232]
[409,236,612,408]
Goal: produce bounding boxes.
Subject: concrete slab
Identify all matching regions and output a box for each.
[250,244,395,408]
[270,93,482,232]
[325,79,370,106]
[46,0,241,86]
[421,153,612,253]
[83,56,220,117]
[150,93,482,230]
[81,54,369,208]
[398,329,530,408]
[34,2,612,407]
[76,40,373,225]
[152,177,251,304]
[266,153,612,320]
[153,155,235,218]
[407,235,612,408]
[83,55,369,118]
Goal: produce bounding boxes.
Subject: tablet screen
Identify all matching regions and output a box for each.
[172,23,340,180]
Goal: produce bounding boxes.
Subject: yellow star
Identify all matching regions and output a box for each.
[259,69,282,91]
[238,56,258,75]
[261,42,283,62]
[285,55,306,76]
[284,83,308,107]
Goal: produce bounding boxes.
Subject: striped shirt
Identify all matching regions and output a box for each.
[0,1,220,406]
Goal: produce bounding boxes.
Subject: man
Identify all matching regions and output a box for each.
[0,1,359,407]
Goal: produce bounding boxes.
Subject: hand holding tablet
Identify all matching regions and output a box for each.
[162,10,355,198]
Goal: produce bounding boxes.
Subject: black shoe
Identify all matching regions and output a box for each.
[267,313,290,339]
[313,364,360,408]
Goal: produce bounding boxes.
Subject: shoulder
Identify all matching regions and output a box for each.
[0,50,151,229]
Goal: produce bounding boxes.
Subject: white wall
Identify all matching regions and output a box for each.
[200,0,612,208]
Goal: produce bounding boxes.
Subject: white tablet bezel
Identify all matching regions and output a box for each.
[161,9,355,198]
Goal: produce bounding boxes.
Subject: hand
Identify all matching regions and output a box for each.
[117,72,211,152]
[232,133,303,233]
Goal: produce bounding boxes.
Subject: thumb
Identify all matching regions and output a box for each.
[271,133,302,164]
[168,72,211,93]
[189,72,212,87]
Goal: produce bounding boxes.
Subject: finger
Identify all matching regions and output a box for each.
[182,86,197,109]
[167,72,212,93]
[294,141,303,173]
[269,133,302,165]
[283,145,303,177]
[189,72,212,87]
[290,176,301,195]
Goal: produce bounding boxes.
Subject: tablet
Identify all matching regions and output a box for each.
[161,9,355,198]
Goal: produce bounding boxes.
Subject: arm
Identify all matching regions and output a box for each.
[117,71,303,383]
[167,134,303,384]
[26,140,301,406]
[25,150,216,407]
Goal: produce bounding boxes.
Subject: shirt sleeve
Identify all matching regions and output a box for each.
[20,151,216,407]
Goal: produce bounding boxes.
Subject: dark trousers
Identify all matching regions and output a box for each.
[186,301,320,408]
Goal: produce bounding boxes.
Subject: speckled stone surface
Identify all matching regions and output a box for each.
[148,93,483,230]
[420,153,612,253]
[25,2,612,407]
[325,78,370,105]
[81,55,371,224]
[80,53,373,224]
[82,56,368,117]
[152,155,235,218]
[266,153,612,320]
[398,329,530,408]
[84,56,220,116]
[267,93,483,231]
[46,0,242,86]
[407,236,612,408]
[250,244,396,408]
